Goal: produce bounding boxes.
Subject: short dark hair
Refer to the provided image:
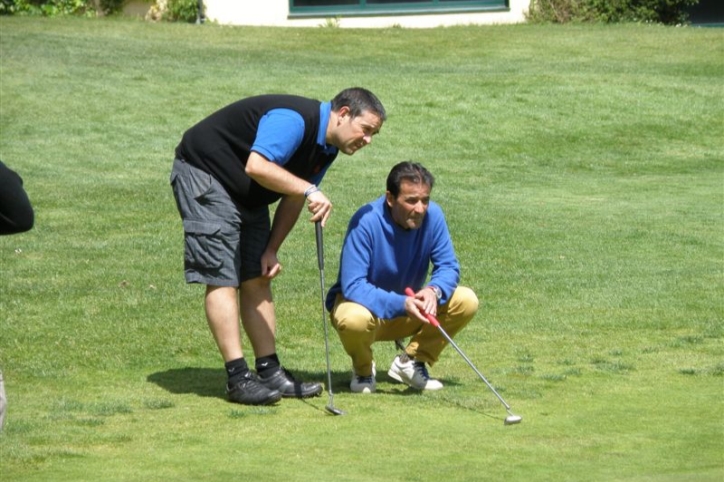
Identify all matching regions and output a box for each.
[386,161,435,198]
[331,87,387,121]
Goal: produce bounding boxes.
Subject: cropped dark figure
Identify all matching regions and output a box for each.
[0,159,35,430]
[0,160,34,235]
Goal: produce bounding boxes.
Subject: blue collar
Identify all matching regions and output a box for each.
[318,102,337,154]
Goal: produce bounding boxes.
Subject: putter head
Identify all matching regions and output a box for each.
[325,405,345,416]
[504,414,522,425]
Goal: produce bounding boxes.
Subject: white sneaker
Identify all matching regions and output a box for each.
[350,362,376,394]
[388,354,443,391]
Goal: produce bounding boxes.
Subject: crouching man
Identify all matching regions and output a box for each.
[325,161,479,393]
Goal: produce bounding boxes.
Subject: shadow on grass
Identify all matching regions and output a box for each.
[439,394,511,424]
[146,366,467,404]
[147,367,226,399]
[146,367,358,399]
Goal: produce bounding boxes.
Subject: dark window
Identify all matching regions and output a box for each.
[289,1,508,17]
[294,0,359,6]
[367,0,432,4]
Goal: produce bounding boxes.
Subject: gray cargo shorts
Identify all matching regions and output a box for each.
[170,158,270,286]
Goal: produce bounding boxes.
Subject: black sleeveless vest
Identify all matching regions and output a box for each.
[175,95,337,207]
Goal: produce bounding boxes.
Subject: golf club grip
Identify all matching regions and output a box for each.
[315,222,324,270]
[404,287,440,327]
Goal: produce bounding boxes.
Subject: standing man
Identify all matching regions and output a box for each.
[170,88,386,406]
[326,161,478,393]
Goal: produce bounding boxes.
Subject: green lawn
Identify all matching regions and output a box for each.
[0,17,722,482]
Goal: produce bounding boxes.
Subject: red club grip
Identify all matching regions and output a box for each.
[404,287,440,327]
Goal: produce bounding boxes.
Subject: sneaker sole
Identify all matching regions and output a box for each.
[387,368,406,384]
[350,386,375,394]
[422,383,444,391]
[388,366,421,389]
[388,366,442,390]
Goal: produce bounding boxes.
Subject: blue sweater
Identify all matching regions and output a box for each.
[325,195,460,319]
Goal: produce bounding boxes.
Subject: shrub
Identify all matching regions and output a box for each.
[161,0,199,23]
[526,0,700,25]
[0,0,125,16]
[97,0,125,15]
[0,0,16,14]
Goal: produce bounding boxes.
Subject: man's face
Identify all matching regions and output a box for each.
[331,107,383,155]
[386,180,431,230]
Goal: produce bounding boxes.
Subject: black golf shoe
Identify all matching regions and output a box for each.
[226,371,282,406]
[258,367,323,398]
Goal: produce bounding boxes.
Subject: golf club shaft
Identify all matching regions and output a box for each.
[436,322,512,411]
[316,223,338,408]
[404,287,512,412]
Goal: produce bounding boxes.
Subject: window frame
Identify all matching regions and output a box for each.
[288,0,509,19]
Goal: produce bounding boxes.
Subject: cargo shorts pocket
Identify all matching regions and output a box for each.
[183,220,223,269]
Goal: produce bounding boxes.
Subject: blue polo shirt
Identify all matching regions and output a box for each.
[252,101,336,186]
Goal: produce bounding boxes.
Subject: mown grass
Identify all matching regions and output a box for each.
[0,17,722,482]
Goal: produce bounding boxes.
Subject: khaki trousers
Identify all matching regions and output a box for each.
[330,287,479,376]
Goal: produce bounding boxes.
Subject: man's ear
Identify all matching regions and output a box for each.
[385,191,394,207]
[336,105,350,122]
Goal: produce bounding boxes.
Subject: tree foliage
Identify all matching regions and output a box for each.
[526,0,700,25]
[0,0,200,20]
